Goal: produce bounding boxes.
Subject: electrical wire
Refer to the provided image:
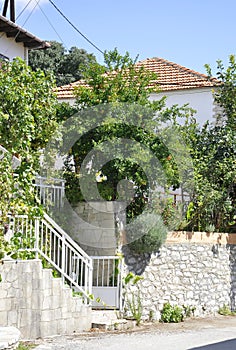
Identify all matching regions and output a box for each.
[2,0,38,57]
[34,0,66,47]
[16,0,34,20]
[48,0,104,55]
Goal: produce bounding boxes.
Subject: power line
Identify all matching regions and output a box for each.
[34,0,65,46]
[48,0,104,55]
[2,0,38,57]
[16,0,34,20]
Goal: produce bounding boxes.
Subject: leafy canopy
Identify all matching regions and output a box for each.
[29,41,96,86]
[61,49,192,223]
[0,58,58,220]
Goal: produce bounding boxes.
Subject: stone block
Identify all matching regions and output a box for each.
[54,308,62,320]
[18,309,33,328]
[0,311,8,326]
[0,290,8,298]
[0,298,11,311]
[41,310,53,322]
[40,321,57,338]
[42,296,53,310]
[7,310,18,325]
[57,319,66,334]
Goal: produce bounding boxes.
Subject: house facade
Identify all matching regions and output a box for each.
[56,57,220,126]
[0,14,49,63]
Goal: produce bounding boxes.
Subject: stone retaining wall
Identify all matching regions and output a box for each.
[0,260,91,340]
[72,201,126,256]
[123,233,236,321]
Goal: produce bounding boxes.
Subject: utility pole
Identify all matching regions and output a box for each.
[2,0,15,23]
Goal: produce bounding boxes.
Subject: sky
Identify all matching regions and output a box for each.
[1,0,236,75]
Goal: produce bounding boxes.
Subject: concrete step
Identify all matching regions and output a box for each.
[0,327,21,350]
[91,310,136,331]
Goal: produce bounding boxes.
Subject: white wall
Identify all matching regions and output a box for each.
[58,87,215,126]
[0,32,26,61]
[150,87,215,126]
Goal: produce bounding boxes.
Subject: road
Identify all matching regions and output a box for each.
[34,317,236,350]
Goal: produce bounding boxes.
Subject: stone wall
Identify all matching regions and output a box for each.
[123,233,236,321]
[0,260,91,340]
[72,201,125,256]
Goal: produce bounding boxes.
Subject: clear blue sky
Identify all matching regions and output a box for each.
[1,0,236,75]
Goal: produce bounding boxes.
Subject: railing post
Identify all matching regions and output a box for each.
[35,218,40,259]
[88,259,93,305]
[61,234,66,285]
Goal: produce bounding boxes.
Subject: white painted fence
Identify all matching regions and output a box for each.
[91,256,123,309]
[6,213,93,304]
[34,176,65,209]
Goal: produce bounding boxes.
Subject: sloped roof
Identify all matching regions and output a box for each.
[136,57,219,91]
[0,14,50,49]
[56,57,219,99]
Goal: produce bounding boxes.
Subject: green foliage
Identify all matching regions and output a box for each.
[160,303,184,323]
[206,54,236,130]
[29,41,96,86]
[59,48,192,223]
[0,58,58,218]
[179,56,235,232]
[126,290,143,325]
[218,304,236,316]
[16,342,35,350]
[178,101,236,232]
[182,305,196,317]
[0,231,36,260]
[123,272,144,285]
[126,210,167,254]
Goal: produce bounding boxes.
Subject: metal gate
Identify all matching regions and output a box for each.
[91,256,123,310]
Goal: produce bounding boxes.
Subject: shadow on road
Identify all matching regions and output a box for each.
[189,338,236,350]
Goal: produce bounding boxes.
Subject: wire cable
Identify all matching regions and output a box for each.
[48,0,104,55]
[16,0,34,20]
[2,0,38,57]
[34,0,66,47]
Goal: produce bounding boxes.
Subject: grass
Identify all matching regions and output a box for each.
[16,342,36,350]
[218,304,236,316]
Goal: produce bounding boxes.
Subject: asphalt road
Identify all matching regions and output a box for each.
[35,325,236,350]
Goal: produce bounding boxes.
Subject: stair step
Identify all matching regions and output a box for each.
[91,310,136,331]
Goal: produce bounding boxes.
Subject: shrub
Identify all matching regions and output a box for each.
[218,304,236,316]
[126,211,167,255]
[160,303,184,323]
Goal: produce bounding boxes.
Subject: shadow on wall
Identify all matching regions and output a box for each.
[122,245,152,275]
[188,338,236,349]
[228,244,236,311]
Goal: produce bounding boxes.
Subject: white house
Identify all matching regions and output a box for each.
[0,14,49,63]
[56,57,220,125]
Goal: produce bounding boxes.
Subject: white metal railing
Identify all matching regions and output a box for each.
[34,176,66,209]
[91,256,122,287]
[91,256,123,309]
[6,213,93,304]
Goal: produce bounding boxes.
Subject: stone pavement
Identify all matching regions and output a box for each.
[34,316,236,350]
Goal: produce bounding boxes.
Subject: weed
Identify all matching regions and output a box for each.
[160,303,184,323]
[218,304,236,316]
[126,290,143,326]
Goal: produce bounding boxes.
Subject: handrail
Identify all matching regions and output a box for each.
[6,213,93,304]
[43,213,91,261]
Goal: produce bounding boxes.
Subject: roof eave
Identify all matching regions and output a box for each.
[0,14,50,49]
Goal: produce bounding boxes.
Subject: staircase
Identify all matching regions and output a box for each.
[6,212,93,304]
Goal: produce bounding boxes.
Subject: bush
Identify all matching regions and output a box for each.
[218,304,236,316]
[160,303,184,323]
[126,211,167,255]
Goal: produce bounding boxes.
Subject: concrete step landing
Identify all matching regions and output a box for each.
[91,310,136,331]
[0,327,21,350]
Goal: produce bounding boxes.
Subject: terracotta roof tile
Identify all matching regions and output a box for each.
[56,57,219,99]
